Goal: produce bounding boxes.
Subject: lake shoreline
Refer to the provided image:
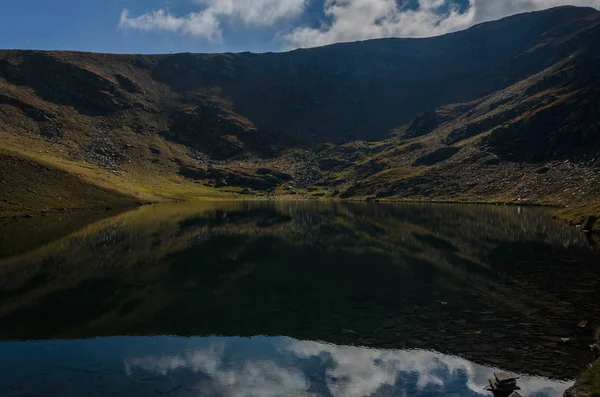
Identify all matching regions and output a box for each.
[4,196,598,237]
[565,338,600,397]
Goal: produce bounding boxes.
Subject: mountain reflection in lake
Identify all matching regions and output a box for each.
[1,201,599,388]
[1,336,572,397]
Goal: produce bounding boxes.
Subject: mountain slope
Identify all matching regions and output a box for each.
[0,150,140,216]
[1,6,600,219]
[329,46,600,202]
[1,6,598,142]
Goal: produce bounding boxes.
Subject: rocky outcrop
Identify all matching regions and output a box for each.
[563,359,600,397]
[563,383,588,397]
[166,102,256,159]
[179,166,287,191]
[114,74,145,94]
[486,88,600,162]
[318,158,352,171]
[0,94,56,122]
[444,108,520,146]
[405,111,442,139]
[413,147,461,166]
[0,53,135,115]
[255,168,293,182]
[376,177,433,198]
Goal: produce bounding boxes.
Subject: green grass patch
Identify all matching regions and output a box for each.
[555,204,600,234]
[579,359,600,397]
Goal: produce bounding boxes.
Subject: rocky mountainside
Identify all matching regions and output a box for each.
[0,6,599,223]
[326,41,600,200]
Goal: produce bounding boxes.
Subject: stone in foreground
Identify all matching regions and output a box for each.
[487,372,521,397]
[495,372,520,383]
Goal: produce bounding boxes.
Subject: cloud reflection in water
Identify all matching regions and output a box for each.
[124,337,573,397]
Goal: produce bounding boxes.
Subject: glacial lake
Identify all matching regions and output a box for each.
[1,201,599,397]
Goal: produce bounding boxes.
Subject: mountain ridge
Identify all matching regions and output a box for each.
[0,6,599,230]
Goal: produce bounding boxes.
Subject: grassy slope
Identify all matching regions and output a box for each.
[0,149,140,216]
[0,128,247,216]
[555,204,600,233]
[567,329,600,397]
[580,360,600,397]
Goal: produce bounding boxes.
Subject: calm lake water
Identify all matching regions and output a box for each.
[1,201,599,396]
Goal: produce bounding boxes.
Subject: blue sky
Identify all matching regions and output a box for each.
[0,0,598,54]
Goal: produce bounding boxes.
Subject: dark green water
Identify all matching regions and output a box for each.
[1,201,599,396]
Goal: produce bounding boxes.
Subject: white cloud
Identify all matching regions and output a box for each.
[119,0,308,42]
[118,0,600,47]
[195,0,308,26]
[119,9,222,41]
[284,0,600,48]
